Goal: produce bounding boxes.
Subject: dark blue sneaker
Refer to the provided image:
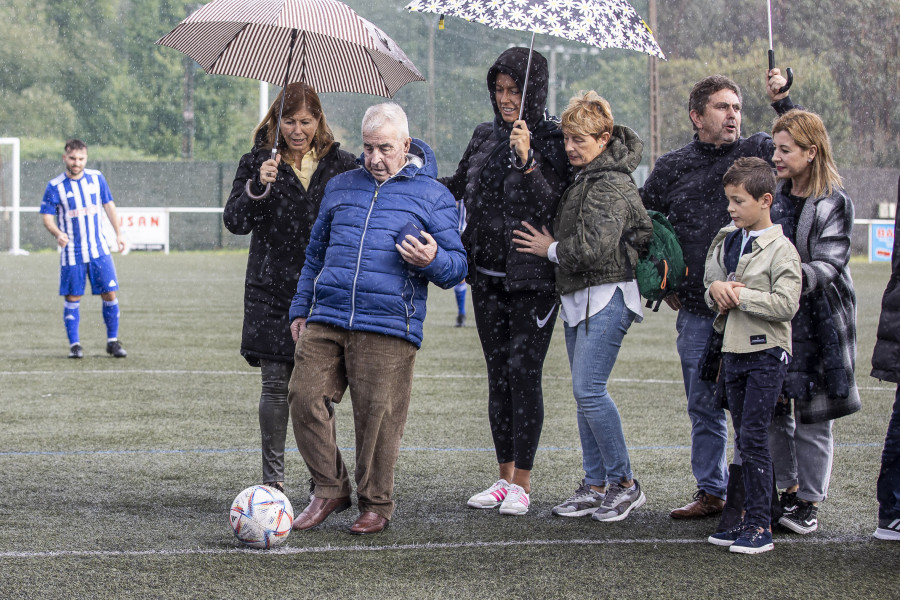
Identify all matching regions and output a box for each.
[730,527,774,554]
[708,522,749,547]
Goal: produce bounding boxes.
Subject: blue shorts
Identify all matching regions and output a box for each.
[59,254,120,296]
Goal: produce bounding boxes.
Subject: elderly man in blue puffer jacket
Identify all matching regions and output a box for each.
[286,103,467,536]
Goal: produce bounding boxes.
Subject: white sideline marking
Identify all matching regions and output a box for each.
[0,369,893,391]
[0,369,682,384]
[0,535,874,560]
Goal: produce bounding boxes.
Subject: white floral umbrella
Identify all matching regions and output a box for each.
[406,0,665,118]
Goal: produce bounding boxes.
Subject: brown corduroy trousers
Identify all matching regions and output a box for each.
[288,323,417,521]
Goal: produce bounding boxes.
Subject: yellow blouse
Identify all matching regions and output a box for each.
[291,148,319,191]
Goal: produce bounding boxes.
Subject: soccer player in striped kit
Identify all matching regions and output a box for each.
[40,139,127,359]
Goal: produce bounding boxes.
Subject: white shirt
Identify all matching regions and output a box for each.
[548,242,644,326]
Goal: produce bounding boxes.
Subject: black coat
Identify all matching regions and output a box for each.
[440,47,571,293]
[871,179,900,384]
[223,133,357,366]
[639,97,795,315]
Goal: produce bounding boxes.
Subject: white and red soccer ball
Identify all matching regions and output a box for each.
[229,485,293,549]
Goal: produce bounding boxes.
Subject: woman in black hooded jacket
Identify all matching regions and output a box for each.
[223,83,357,494]
[441,47,571,514]
[872,179,900,540]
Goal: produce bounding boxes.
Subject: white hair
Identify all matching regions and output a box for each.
[361,102,410,141]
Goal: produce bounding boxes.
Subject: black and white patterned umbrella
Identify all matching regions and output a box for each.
[406,0,664,60]
[156,0,424,97]
[406,0,664,119]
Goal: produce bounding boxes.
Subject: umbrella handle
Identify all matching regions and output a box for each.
[245,179,272,200]
[246,147,279,199]
[768,49,793,94]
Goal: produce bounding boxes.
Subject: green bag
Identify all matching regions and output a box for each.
[635,210,687,312]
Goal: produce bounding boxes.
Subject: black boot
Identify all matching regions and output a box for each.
[715,463,745,532]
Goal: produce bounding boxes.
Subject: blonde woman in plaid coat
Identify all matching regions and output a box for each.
[768,109,859,535]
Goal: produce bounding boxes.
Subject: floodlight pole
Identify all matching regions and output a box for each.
[648,0,660,167]
[259,81,269,123]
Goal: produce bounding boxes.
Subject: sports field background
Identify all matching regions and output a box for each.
[0,251,897,599]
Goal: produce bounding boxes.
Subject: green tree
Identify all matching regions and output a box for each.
[649,0,898,167]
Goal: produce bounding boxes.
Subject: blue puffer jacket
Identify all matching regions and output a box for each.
[289,138,467,348]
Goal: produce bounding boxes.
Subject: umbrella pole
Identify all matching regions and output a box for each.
[766,0,793,94]
[247,29,299,200]
[518,31,536,122]
[271,29,300,158]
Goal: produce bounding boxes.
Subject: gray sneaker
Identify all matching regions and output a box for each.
[592,480,646,522]
[552,480,606,517]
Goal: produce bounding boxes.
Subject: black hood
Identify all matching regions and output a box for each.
[487,47,549,130]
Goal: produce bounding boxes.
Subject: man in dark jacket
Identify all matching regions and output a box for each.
[872,179,900,541]
[286,103,467,536]
[640,70,796,519]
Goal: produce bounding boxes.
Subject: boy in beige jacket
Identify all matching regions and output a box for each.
[703,157,802,554]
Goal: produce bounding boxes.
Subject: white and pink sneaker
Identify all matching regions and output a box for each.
[467,479,510,509]
[499,483,530,515]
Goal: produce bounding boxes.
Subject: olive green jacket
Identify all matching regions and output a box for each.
[553,125,652,295]
[704,224,802,354]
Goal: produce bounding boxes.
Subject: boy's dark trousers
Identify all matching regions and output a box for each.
[723,351,788,530]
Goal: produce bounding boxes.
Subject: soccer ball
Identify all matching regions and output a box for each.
[229,485,294,549]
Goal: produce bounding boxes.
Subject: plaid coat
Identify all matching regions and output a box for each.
[781,180,861,423]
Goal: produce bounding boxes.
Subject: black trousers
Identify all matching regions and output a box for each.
[471,274,557,471]
[723,351,788,529]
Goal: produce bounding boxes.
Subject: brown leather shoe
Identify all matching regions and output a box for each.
[348,511,389,535]
[670,490,725,519]
[292,495,351,531]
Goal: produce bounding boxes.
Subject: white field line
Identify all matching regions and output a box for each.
[0,369,894,391]
[0,535,875,560]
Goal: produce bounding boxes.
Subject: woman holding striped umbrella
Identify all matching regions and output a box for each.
[224,82,357,496]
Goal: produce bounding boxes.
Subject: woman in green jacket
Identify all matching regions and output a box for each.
[513,91,652,521]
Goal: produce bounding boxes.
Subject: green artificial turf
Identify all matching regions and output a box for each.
[0,252,896,599]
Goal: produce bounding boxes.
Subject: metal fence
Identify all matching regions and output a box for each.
[3,160,897,254]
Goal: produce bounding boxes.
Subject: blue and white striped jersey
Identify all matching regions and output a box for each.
[40,169,115,266]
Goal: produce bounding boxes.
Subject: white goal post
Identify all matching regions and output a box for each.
[0,137,28,255]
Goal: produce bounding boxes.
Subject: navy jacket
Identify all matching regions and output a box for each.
[289,138,467,348]
[640,97,795,315]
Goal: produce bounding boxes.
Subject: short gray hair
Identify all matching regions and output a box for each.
[362,102,410,141]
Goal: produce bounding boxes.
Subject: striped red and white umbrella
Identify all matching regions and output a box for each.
[156,0,424,98]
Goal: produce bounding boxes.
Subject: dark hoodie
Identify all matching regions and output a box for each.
[440,47,570,292]
[871,186,900,384]
[223,126,357,366]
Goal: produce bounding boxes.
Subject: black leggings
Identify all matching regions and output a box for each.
[471,275,558,471]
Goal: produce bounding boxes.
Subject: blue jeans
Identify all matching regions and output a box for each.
[723,351,787,529]
[564,288,635,486]
[878,386,900,521]
[676,310,728,499]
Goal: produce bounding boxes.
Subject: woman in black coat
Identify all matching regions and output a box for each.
[440,48,570,515]
[872,179,900,540]
[223,82,357,494]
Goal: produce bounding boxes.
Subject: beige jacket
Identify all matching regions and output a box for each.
[704,225,801,354]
